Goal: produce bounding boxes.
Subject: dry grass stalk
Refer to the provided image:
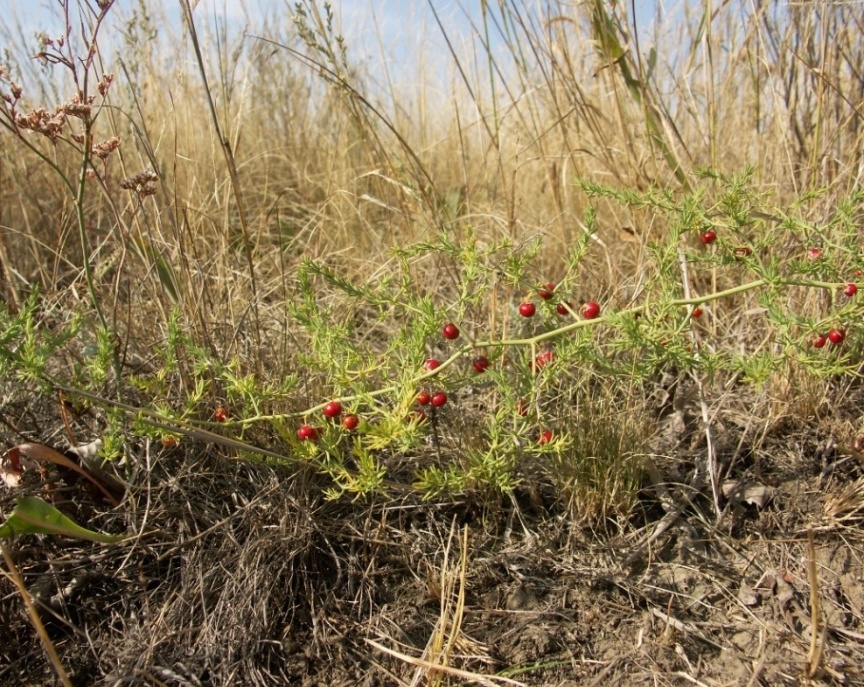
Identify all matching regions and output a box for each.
[366,640,526,687]
[366,524,514,687]
[1,543,74,687]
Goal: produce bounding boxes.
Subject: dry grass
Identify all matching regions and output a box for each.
[3,1,862,304]
[2,1,864,685]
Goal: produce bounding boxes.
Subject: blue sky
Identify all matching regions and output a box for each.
[3,0,665,103]
[6,0,662,63]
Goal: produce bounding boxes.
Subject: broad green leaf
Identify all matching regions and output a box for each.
[0,497,123,544]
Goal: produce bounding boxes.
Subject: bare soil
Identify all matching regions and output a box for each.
[3,387,864,687]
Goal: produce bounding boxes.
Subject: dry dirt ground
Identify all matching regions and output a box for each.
[3,387,864,687]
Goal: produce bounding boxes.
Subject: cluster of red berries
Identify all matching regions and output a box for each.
[517,282,600,321]
[810,282,856,350]
[416,390,448,407]
[286,258,863,448]
[812,328,846,349]
[297,400,359,441]
[411,389,448,424]
[294,281,604,441]
[323,401,349,422]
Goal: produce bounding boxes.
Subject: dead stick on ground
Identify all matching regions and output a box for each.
[806,528,826,677]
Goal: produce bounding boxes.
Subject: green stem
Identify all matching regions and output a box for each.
[75,130,107,328]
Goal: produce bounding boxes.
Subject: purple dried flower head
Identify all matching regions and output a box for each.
[62,99,91,120]
[15,107,66,142]
[97,73,113,97]
[120,170,159,198]
[92,136,120,160]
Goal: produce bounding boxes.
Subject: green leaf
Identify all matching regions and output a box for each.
[646,47,657,81]
[0,497,124,544]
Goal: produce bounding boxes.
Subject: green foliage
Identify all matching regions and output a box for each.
[2,11,863,524]
[19,0,864,534]
[0,292,80,390]
[0,497,123,544]
[1,169,862,521]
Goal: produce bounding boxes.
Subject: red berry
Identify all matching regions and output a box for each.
[844,283,858,297]
[416,390,431,406]
[322,401,342,418]
[700,230,717,244]
[472,355,490,373]
[341,414,359,431]
[581,301,600,319]
[556,302,570,316]
[806,247,822,260]
[518,302,536,318]
[442,323,460,340]
[691,307,703,318]
[161,435,178,448]
[297,424,318,441]
[812,334,827,349]
[431,392,448,407]
[539,282,555,300]
[538,430,553,445]
[424,358,441,371]
[213,405,229,423]
[828,328,846,345]
[532,350,555,372]
[733,246,752,258]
